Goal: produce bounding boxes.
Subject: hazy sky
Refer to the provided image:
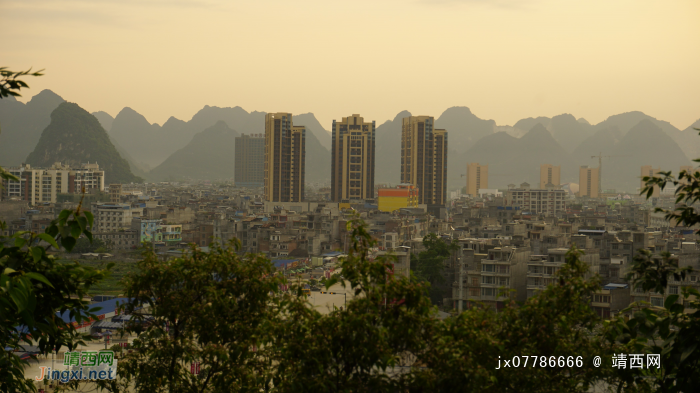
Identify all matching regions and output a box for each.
[3,0,699,130]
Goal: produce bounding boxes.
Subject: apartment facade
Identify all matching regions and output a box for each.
[578,166,600,198]
[91,203,142,232]
[400,116,448,207]
[331,114,375,202]
[539,164,561,189]
[466,163,488,197]
[504,182,566,217]
[264,113,306,202]
[235,133,265,187]
[2,163,105,205]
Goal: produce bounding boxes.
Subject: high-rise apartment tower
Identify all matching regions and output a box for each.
[400,116,448,206]
[264,113,306,202]
[465,163,488,197]
[539,164,561,189]
[235,133,265,188]
[578,166,599,198]
[331,114,375,202]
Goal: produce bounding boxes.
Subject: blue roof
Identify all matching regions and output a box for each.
[273,259,296,268]
[56,297,130,323]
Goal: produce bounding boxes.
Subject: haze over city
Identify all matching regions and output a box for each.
[3,0,700,391]
[3,0,699,129]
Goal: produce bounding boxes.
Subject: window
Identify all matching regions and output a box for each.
[481,276,495,285]
[650,297,664,307]
[482,264,495,272]
[669,286,679,295]
[481,288,496,297]
[469,288,479,296]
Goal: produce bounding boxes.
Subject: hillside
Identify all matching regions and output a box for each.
[92,111,115,132]
[294,113,331,151]
[108,106,331,182]
[458,124,577,188]
[435,106,496,153]
[606,119,692,191]
[25,102,142,184]
[148,121,239,181]
[0,89,65,165]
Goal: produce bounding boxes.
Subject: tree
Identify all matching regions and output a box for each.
[411,233,457,304]
[72,237,108,253]
[97,241,285,393]
[598,145,700,391]
[414,248,622,392]
[271,219,437,392]
[0,204,109,392]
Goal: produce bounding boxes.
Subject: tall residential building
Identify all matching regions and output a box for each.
[578,166,600,198]
[235,133,265,188]
[264,113,306,202]
[465,163,488,197]
[2,163,105,205]
[641,165,661,197]
[331,114,375,202]
[400,116,448,206]
[539,164,561,189]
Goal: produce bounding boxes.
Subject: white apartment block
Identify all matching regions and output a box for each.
[2,163,105,205]
[505,182,566,217]
[91,203,142,232]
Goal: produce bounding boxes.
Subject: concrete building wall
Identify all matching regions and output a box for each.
[539,164,561,189]
[466,163,488,197]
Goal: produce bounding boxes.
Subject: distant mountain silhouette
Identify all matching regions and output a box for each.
[512,114,594,153]
[675,118,700,160]
[107,105,331,182]
[435,106,496,153]
[0,89,65,165]
[92,111,114,132]
[606,119,692,191]
[457,123,577,188]
[374,110,411,184]
[593,111,700,160]
[572,126,623,166]
[25,102,142,184]
[294,113,331,151]
[148,121,239,181]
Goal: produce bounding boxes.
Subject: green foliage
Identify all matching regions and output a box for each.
[72,237,108,254]
[0,205,108,393]
[411,233,457,304]
[640,136,700,232]
[415,247,619,392]
[0,67,44,99]
[602,159,700,391]
[271,219,436,392]
[602,251,700,392]
[102,240,284,393]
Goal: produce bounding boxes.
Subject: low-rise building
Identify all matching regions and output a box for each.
[377,184,418,212]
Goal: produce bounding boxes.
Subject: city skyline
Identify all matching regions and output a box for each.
[3,0,699,131]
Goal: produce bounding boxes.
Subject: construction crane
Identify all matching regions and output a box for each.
[591,152,629,193]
